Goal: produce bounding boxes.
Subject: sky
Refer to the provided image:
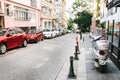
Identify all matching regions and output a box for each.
[66,0,75,10]
[66,0,75,17]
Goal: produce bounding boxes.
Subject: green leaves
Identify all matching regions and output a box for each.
[67,18,74,30]
[70,0,93,32]
[74,11,92,32]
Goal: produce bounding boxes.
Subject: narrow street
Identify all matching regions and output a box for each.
[0,33,120,80]
[0,34,76,80]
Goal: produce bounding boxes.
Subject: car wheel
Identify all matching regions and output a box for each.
[22,40,27,47]
[41,37,44,41]
[35,38,39,43]
[0,44,7,54]
[51,34,53,38]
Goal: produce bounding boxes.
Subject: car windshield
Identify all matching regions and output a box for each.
[0,29,7,36]
[44,29,51,32]
[27,28,36,34]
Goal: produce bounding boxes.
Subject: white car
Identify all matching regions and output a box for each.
[43,29,56,38]
[52,29,60,36]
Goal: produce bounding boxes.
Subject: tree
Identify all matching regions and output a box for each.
[72,0,92,12]
[74,11,92,32]
[72,0,93,32]
[67,17,74,30]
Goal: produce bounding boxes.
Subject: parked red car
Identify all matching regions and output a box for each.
[0,27,27,54]
[22,27,44,43]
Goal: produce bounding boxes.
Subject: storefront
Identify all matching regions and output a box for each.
[106,0,120,69]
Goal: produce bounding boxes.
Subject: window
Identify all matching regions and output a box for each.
[4,3,13,17]
[42,6,52,16]
[44,22,47,29]
[14,6,32,21]
[42,7,46,15]
[31,0,37,8]
[8,29,16,35]
[48,22,51,28]
[0,29,7,36]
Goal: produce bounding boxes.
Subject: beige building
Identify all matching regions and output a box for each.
[91,0,100,31]
[62,0,67,29]
[41,0,67,30]
[41,0,53,29]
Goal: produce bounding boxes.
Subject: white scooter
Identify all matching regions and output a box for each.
[91,35,109,72]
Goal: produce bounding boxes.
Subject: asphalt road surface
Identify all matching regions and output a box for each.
[0,33,120,80]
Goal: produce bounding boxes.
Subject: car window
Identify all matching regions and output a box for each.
[0,29,7,36]
[36,29,40,33]
[8,29,16,35]
[15,28,24,34]
[28,28,36,34]
[44,29,50,32]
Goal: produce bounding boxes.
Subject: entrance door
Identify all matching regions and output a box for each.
[0,16,4,29]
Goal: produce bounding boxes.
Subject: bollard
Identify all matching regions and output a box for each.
[83,37,84,42]
[76,36,78,45]
[74,46,79,60]
[76,42,80,54]
[80,35,82,40]
[68,56,76,79]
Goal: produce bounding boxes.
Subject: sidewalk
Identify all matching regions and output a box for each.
[56,33,120,80]
[56,34,88,80]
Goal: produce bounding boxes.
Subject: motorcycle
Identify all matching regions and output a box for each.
[91,35,109,72]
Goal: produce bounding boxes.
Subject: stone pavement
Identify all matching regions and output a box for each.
[56,33,120,80]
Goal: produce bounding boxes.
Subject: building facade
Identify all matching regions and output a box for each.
[41,0,53,30]
[61,0,67,29]
[0,0,41,29]
[54,0,62,29]
[0,0,67,30]
[40,0,67,30]
[100,0,120,70]
[90,0,100,31]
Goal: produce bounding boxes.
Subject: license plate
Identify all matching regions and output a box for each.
[103,45,108,48]
[99,60,106,65]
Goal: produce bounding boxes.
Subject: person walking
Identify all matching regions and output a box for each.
[79,30,82,40]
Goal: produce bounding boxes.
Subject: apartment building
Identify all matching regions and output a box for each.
[61,0,67,29]
[54,0,62,29]
[40,0,67,30]
[0,0,41,29]
[100,0,120,70]
[0,0,67,30]
[41,0,53,29]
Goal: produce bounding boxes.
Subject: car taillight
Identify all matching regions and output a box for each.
[99,51,105,55]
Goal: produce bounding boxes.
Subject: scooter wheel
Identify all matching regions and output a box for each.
[99,65,107,73]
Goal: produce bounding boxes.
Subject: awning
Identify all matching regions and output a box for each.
[107,0,120,9]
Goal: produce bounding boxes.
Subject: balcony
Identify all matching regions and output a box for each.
[107,0,120,9]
